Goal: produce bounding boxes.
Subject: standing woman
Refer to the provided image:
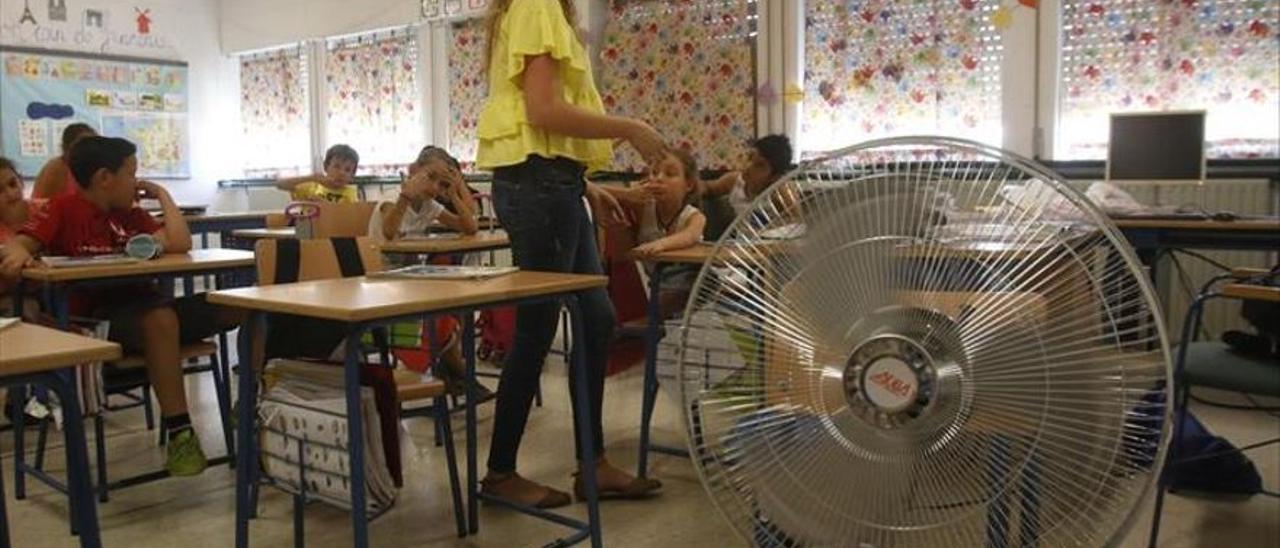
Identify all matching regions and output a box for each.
[32,123,98,199]
[476,0,666,507]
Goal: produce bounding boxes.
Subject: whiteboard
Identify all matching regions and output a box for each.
[0,45,189,178]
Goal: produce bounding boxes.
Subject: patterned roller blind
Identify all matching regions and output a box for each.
[598,0,759,171]
[802,0,1004,157]
[1058,0,1279,159]
[239,45,312,178]
[324,29,423,176]
[448,17,489,168]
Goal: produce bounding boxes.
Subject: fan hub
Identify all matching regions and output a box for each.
[844,335,936,428]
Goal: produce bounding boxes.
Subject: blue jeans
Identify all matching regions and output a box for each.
[487,156,616,473]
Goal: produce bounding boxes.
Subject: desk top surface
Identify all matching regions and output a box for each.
[1113,217,1280,231]
[208,271,606,322]
[0,323,121,376]
[182,211,274,222]
[652,241,797,265]
[379,231,511,254]
[22,249,255,282]
[231,227,296,239]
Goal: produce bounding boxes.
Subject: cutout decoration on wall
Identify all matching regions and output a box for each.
[0,46,190,177]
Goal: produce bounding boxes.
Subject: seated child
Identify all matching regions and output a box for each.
[625,149,707,319]
[369,146,478,242]
[0,156,44,307]
[701,134,793,240]
[367,145,491,399]
[0,137,242,477]
[275,144,360,203]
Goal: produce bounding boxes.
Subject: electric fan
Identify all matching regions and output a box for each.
[672,137,1173,547]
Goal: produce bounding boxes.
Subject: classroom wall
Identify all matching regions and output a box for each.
[0,0,241,207]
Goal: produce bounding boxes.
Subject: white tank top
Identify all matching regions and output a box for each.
[636,201,700,244]
[367,199,445,242]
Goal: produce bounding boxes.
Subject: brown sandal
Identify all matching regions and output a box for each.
[481,473,572,509]
[573,472,663,502]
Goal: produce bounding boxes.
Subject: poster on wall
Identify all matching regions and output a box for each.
[0,46,190,178]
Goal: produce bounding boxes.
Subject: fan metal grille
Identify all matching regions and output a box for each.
[674,137,1172,547]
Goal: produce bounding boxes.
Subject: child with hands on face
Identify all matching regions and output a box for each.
[370,146,478,242]
[622,149,705,318]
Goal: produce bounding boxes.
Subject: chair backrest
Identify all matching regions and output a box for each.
[313,201,377,238]
[255,237,383,286]
[264,212,290,228]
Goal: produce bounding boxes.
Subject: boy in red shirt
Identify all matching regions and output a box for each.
[1,137,239,476]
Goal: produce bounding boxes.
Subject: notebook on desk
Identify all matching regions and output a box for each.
[369,265,518,280]
[41,255,140,268]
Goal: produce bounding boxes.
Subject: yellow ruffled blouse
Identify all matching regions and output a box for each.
[474,0,614,172]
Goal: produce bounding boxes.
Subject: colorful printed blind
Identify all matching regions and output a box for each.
[598,0,759,171]
[240,45,311,178]
[324,30,422,176]
[448,17,489,168]
[1058,0,1279,159]
[802,1,1004,157]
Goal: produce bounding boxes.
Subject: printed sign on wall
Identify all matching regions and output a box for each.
[0,0,178,59]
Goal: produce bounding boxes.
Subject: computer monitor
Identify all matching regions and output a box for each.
[1106,111,1206,181]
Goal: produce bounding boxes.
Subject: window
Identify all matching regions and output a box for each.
[598,0,759,171]
[447,18,489,168]
[239,45,311,178]
[324,29,422,176]
[1057,0,1280,159]
[801,1,1004,156]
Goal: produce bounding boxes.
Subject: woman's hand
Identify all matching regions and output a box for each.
[585,183,629,228]
[624,120,668,168]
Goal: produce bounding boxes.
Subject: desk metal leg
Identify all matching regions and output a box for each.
[566,297,603,548]
[0,451,7,548]
[342,328,370,548]
[235,313,262,548]
[45,372,101,548]
[638,262,665,478]
[464,314,479,535]
[12,385,25,501]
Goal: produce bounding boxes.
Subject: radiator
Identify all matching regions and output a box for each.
[1111,179,1279,343]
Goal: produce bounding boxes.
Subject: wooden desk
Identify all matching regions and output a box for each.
[22,249,255,283]
[637,240,796,476]
[210,272,609,548]
[0,323,116,548]
[209,272,599,321]
[12,249,253,508]
[230,227,296,240]
[377,231,511,256]
[1113,218,1280,231]
[1,323,121,376]
[1115,216,1279,253]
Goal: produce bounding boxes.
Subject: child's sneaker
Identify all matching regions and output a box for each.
[166,429,209,477]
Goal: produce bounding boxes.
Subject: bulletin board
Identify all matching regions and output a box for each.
[0,45,189,178]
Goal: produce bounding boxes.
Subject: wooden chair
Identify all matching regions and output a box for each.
[264,212,290,228]
[27,333,234,503]
[252,237,465,536]
[312,201,377,239]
